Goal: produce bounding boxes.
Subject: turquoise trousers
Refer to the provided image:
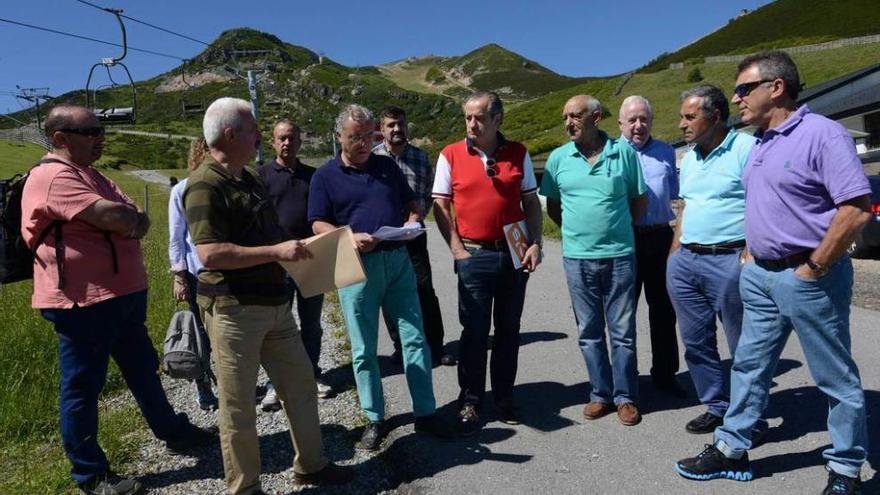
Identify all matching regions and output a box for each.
[338,247,436,421]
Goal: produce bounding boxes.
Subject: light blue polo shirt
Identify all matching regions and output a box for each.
[624,137,678,226]
[540,133,647,259]
[679,130,755,245]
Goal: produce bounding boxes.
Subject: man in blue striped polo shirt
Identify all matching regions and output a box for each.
[618,95,684,398]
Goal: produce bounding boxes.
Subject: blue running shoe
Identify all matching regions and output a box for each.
[675,444,753,482]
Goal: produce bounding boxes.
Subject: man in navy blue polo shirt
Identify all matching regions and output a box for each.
[308,104,449,451]
[258,119,332,407]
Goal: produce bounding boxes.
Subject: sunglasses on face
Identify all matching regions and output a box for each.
[58,126,106,137]
[485,158,498,178]
[733,79,775,98]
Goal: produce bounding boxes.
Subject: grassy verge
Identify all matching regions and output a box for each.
[0,147,177,492]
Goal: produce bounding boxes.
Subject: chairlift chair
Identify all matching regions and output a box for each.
[179,60,205,117]
[85,8,136,125]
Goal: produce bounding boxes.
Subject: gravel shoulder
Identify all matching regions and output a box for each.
[852,258,880,311]
[125,299,399,494]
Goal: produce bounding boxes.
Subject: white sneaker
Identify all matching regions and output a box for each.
[260,386,282,412]
[315,378,334,399]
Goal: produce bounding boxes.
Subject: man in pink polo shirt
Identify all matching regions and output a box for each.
[433,91,543,435]
[21,105,214,495]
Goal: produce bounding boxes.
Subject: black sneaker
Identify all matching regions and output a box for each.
[357,421,385,451]
[686,412,724,434]
[293,462,355,486]
[822,467,862,495]
[675,444,753,481]
[414,413,455,438]
[166,424,218,454]
[78,472,143,495]
[458,404,481,436]
[495,400,521,425]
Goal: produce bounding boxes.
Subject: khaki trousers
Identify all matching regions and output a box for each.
[204,302,327,495]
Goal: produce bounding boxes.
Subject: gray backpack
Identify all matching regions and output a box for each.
[162,309,214,382]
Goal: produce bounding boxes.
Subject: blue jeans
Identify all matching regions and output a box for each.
[286,275,324,377]
[41,290,189,484]
[563,255,638,405]
[338,247,436,421]
[715,257,867,478]
[666,247,743,416]
[455,247,529,406]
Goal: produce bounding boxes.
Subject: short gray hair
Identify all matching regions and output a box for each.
[203,97,254,147]
[737,50,801,100]
[680,84,730,123]
[619,95,653,121]
[335,104,374,133]
[464,91,504,118]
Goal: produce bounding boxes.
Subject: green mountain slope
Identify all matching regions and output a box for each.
[643,0,880,71]
[379,43,586,101]
[508,43,880,156]
[3,3,880,170]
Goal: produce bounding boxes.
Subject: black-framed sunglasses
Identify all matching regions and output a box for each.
[58,126,106,137]
[485,158,498,178]
[733,79,775,98]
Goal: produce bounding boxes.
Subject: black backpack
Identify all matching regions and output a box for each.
[0,158,118,287]
[0,160,64,285]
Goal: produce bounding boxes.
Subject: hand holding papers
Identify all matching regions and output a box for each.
[371,224,426,242]
[279,226,366,298]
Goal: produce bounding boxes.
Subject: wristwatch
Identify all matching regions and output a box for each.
[805,258,829,277]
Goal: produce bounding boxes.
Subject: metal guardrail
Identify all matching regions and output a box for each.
[0,124,50,150]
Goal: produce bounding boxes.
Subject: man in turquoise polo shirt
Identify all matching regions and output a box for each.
[540,94,647,426]
[666,84,757,436]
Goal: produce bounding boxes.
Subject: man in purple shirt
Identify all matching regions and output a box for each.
[676,51,872,495]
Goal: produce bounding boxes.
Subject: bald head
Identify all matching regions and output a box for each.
[562,95,602,144]
[44,105,105,166]
[45,105,95,138]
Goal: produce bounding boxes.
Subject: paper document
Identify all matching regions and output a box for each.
[371,225,426,242]
[279,226,366,298]
[503,220,530,270]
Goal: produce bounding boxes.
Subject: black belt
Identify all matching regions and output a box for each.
[634,223,671,232]
[461,238,507,251]
[683,240,746,255]
[755,250,812,270]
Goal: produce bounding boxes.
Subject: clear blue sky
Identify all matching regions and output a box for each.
[1,0,769,116]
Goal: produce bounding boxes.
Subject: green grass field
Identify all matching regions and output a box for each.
[0,142,178,492]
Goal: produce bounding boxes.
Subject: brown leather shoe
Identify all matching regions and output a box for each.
[617,403,642,426]
[582,401,615,420]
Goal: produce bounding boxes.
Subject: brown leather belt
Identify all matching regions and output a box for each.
[461,238,507,251]
[755,250,812,270]
[682,240,746,255]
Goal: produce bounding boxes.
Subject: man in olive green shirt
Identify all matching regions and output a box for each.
[185,97,352,494]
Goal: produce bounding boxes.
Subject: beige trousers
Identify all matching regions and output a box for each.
[204,302,328,495]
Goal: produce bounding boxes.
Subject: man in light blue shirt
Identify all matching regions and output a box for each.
[618,95,684,398]
[541,94,648,426]
[666,85,756,436]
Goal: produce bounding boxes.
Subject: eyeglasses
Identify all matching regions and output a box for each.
[733,79,775,98]
[485,158,498,178]
[58,126,106,137]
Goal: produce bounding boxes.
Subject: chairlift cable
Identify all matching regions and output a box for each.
[0,17,186,60]
[74,0,210,46]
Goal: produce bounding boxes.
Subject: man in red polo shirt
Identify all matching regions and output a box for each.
[433,91,543,435]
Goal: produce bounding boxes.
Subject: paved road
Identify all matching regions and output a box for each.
[371,224,879,495]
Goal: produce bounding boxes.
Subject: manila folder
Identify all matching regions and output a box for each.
[279,226,366,298]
